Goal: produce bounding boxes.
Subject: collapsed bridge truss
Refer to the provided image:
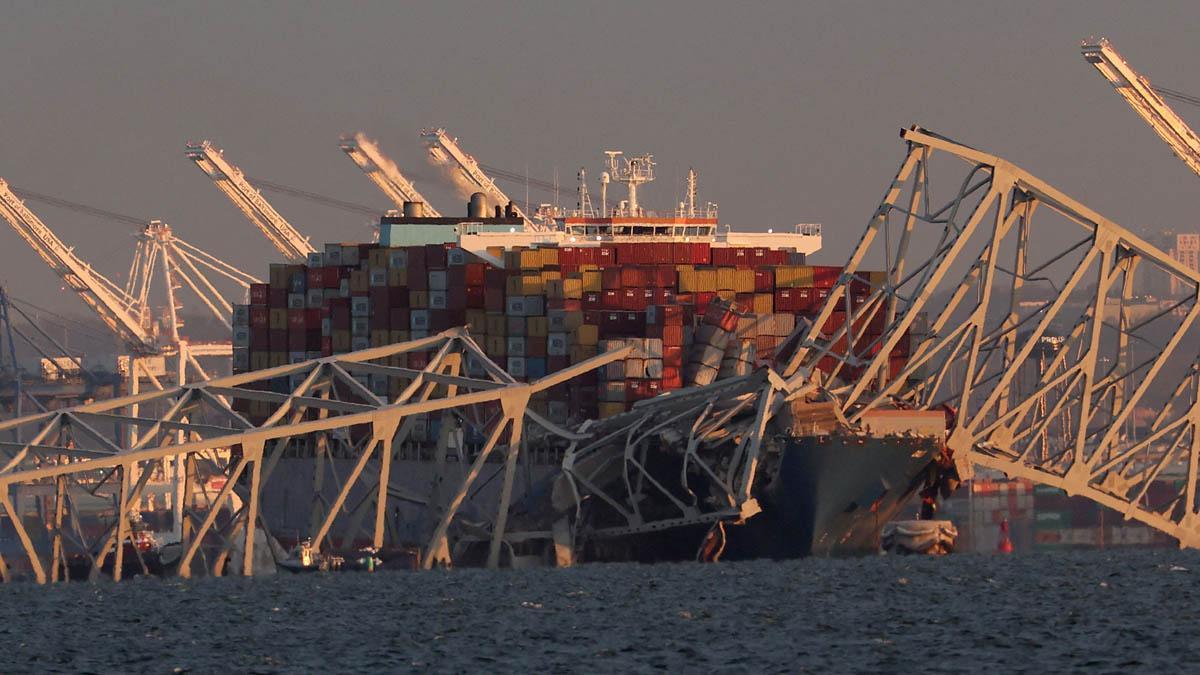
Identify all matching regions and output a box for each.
[783,126,1200,546]
[0,328,628,583]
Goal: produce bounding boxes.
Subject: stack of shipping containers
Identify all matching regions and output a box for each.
[232,239,909,429]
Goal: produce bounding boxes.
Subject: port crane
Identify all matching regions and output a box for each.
[0,180,256,366]
[420,127,542,230]
[1082,38,1200,180]
[185,141,316,262]
[339,133,442,215]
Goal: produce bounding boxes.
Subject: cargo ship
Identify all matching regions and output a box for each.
[235,152,945,564]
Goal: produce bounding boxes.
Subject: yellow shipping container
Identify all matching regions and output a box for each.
[389,330,409,344]
[696,268,719,292]
[753,293,774,315]
[579,263,600,273]
[520,249,542,270]
[250,351,270,371]
[527,316,549,337]
[539,247,559,267]
[716,289,736,302]
[269,352,287,368]
[368,249,389,268]
[775,265,814,288]
[540,269,562,282]
[570,344,598,363]
[520,273,544,294]
[505,275,524,296]
[715,267,737,291]
[563,276,583,299]
[678,267,698,293]
[598,402,626,419]
[582,270,602,292]
[486,335,507,356]
[486,314,508,336]
[269,309,288,330]
[370,330,389,347]
[388,267,406,287]
[409,291,429,308]
[576,324,599,345]
[734,269,756,293]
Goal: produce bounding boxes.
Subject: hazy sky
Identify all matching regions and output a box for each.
[2,1,1199,318]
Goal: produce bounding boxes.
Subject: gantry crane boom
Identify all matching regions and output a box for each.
[185,141,315,262]
[0,179,156,353]
[1082,38,1200,179]
[420,127,539,230]
[339,133,442,216]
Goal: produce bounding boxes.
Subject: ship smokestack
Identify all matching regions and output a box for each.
[467,192,487,218]
[403,201,425,218]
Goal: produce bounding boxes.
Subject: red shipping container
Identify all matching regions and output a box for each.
[251,329,269,350]
[390,308,410,329]
[548,355,569,373]
[250,306,269,328]
[812,266,841,288]
[671,242,692,265]
[774,289,794,312]
[596,246,616,265]
[485,268,508,287]
[269,288,287,308]
[663,345,685,367]
[305,308,321,330]
[369,286,390,308]
[249,283,269,305]
[447,287,467,311]
[602,289,622,309]
[599,312,623,337]
[448,266,467,288]
[657,288,677,306]
[424,244,447,268]
[648,304,683,325]
[390,288,411,307]
[559,247,579,266]
[288,330,306,351]
[626,379,650,402]
[583,291,602,309]
[560,299,583,312]
[269,329,287,351]
[407,265,428,290]
[734,293,754,313]
[465,263,486,286]
[662,325,685,346]
[306,267,324,289]
[428,309,451,330]
[650,243,673,265]
[287,309,306,330]
[466,286,485,309]
[485,288,505,312]
[652,266,675,287]
[662,366,683,389]
[602,267,623,289]
[620,266,645,288]
[823,310,847,335]
[321,336,333,356]
[754,269,774,292]
[696,291,716,313]
[584,310,603,326]
[675,292,695,305]
[621,288,642,311]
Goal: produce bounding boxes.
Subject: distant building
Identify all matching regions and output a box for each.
[1170,232,1200,297]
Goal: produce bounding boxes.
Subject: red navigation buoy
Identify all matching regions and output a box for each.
[997,518,1014,554]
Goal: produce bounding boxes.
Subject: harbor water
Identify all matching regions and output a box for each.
[0,549,1197,672]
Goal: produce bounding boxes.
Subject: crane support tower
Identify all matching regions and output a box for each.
[420,127,540,231]
[339,133,441,216]
[0,179,156,354]
[185,141,315,262]
[1082,38,1200,179]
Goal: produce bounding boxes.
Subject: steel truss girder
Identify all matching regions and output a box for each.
[782,125,1200,548]
[0,328,630,582]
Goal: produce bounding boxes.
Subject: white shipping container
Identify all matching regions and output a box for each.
[624,358,647,379]
[602,360,624,380]
[351,336,369,351]
[506,296,527,316]
[351,297,371,317]
[645,358,664,378]
[307,252,325,267]
[231,304,250,326]
[352,317,370,336]
[506,336,527,356]
[601,382,626,402]
[507,356,527,378]
[447,247,467,266]
[388,249,409,268]
[324,243,342,265]
[429,290,447,309]
[506,316,526,336]
[321,317,331,336]
[644,338,663,358]
[307,289,324,308]
[524,295,545,316]
[410,309,430,331]
[287,293,306,309]
[547,333,568,356]
[547,309,567,332]
[232,348,249,371]
[232,325,251,347]
[428,269,448,290]
[341,245,360,266]
[370,268,388,287]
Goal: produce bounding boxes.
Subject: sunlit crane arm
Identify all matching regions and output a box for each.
[339,133,442,216]
[0,179,156,353]
[420,127,539,230]
[1082,38,1200,179]
[185,141,315,262]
